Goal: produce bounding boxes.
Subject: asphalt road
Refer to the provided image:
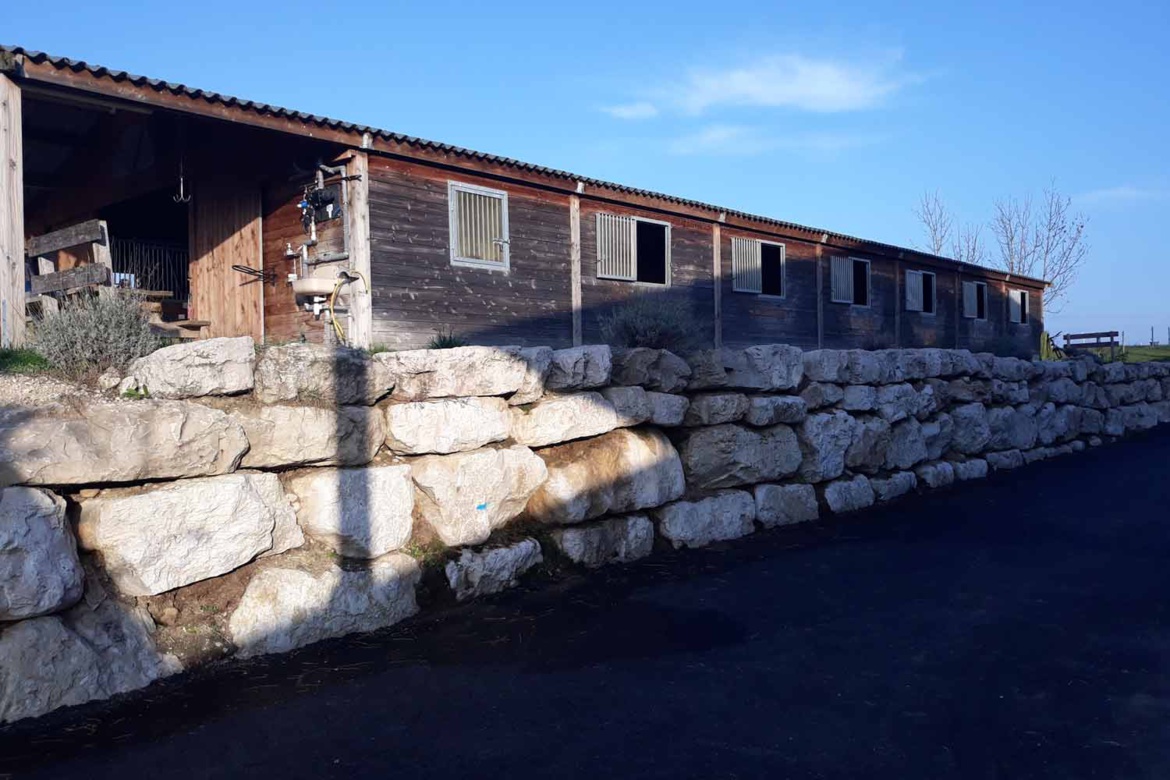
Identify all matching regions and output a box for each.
[4,428,1170,779]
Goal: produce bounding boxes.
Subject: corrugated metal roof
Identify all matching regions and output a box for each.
[1,44,1046,285]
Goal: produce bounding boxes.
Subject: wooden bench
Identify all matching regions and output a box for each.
[1064,331,1120,361]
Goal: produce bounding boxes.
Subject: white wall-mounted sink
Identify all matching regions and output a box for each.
[291,277,338,297]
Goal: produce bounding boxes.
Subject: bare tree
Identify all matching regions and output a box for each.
[952,222,988,267]
[915,190,954,256]
[990,183,1087,311]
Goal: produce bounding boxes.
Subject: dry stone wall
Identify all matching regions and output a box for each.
[2,336,1169,725]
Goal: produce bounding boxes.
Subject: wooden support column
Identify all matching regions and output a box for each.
[346,151,373,349]
[0,73,25,347]
[894,259,902,347]
[712,223,722,349]
[954,270,961,348]
[815,242,825,349]
[569,194,582,346]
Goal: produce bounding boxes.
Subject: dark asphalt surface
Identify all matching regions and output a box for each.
[4,428,1170,779]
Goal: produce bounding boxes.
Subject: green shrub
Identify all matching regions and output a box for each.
[33,293,161,381]
[0,348,51,375]
[598,296,704,353]
[427,328,468,350]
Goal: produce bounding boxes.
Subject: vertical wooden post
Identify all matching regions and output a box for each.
[712,223,722,349]
[346,151,373,349]
[0,74,25,347]
[953,270,961,348]
[569,194,582,346]
[815,244,824,349]
[894,259,902,347]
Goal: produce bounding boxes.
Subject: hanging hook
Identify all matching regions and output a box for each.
[173,156,191,204]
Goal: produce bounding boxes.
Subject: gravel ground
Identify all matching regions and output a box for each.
[0,373,107,409]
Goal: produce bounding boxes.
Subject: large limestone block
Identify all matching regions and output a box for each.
[611,348,691,393]
[546,346,612,391]
[228,554,420,658]
[508,347,553,406]
[1079,408,1105,435]
[803,350,883,385]
[953,459,989,481]
[876,383,918,423]
[411,446,547,547]
[0,401,247,488]
[915,461,956,489]
[678,423,802,490]
[120,336,255,399]
[653,491,756,549]
[683,393,749,426]
[922,413,954,460]
[376,346,528,401]
[384,397,510,455]
[76,473,301,597]
[510,392,620,448]
[951,403,992,455]
[871,471,917,502]
[444,539,543,601]
[0,587,178,724]
[753,483,819,527]
[550,515,655,568]
[823,475,875,514]
[986,449,1025,470]
[600,386,652,428]
[0,487,83,621]
[1122,403,1159,432]
[721,345,804,391]
[685,350,730,391]
[1046,378,1084,405]
[233,405,383,468]
[842,385,877,411]
[647,392,690,426]
[947,378,992,404]
[797,412,858,483]
[800,382,845,410]
[284,465,413,559]
[988,406,1039,451]
[886,418,929,471]
[255,344,392,405]
[525,428,685,525]
[744,395,808,426]
[992,357,1031,382]
[846,416,892,474]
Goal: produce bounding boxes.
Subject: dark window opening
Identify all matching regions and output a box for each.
[1019,292,1029,324]
[635,221,668,284]
[761,243,784,296]
[922,273,935,314]
[976,283,987,319]
[852,260,870,306]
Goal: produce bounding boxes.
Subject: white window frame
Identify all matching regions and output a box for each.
[963,281,988,321]
[906,270,936,316]
[448,180,510,272]
[595,213,672,286]
[1009,288,1030,324]
[831,256,871,307]
[731,237,786,298]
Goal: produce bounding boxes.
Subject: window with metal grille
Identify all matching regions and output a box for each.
[831,256,870,306]
[732,237,785,296]
[1009,289,1029,324]
[596,213,670,285]
[962,281,988,320]
[905,270,936,314]
[448,181,509,270]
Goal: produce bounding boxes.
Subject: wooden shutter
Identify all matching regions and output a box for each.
[962,281,977,319]
[830,256,853,303]
[449,182,509,268]
[1009,290,1022,323]
[596,213,636,280]
[905,270,924,312]
[731,236,762,293]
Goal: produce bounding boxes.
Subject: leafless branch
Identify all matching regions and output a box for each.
[990,183,1087,311]
[952,223,988,267]
[914,190,953,256]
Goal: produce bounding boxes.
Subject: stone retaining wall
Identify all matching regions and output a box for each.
[2,337,1168,724]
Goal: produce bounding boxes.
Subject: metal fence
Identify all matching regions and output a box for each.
[110,238,189,301]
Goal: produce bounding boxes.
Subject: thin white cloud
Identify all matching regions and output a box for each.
[1075,185,1164,206]
[666,124,884,156]
[600,101,660,120]
[660,51,919,115]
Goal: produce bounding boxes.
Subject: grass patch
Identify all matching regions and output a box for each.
[426,328,468,350]
[1122,345,1170,363]
[0,348,51,375]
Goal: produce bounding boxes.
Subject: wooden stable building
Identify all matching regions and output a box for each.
[0,46,1047,355]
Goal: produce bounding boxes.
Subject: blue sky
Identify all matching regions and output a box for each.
[8,0,1168,342]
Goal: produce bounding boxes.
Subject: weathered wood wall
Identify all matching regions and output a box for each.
[0,74,25,347]
[367,157,574,350]
[189,177,263,341]
[719,228,819,349]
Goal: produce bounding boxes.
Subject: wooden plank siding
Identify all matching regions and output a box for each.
[578,200,716,348]
[719,228,819,349]
[367,157,574,350]
[188,177,263,341]
[0,73,24,347]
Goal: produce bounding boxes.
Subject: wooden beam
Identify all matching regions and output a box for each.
[569,194,582,346]
[894,259,902,347]
[815,244,825,349]
[712,224,722,349]
[25,218,106,257]
[346,151,373,349]
[0,74,25,347]
[29,263,110,295]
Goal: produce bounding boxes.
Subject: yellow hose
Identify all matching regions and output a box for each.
[327,271,371,346]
